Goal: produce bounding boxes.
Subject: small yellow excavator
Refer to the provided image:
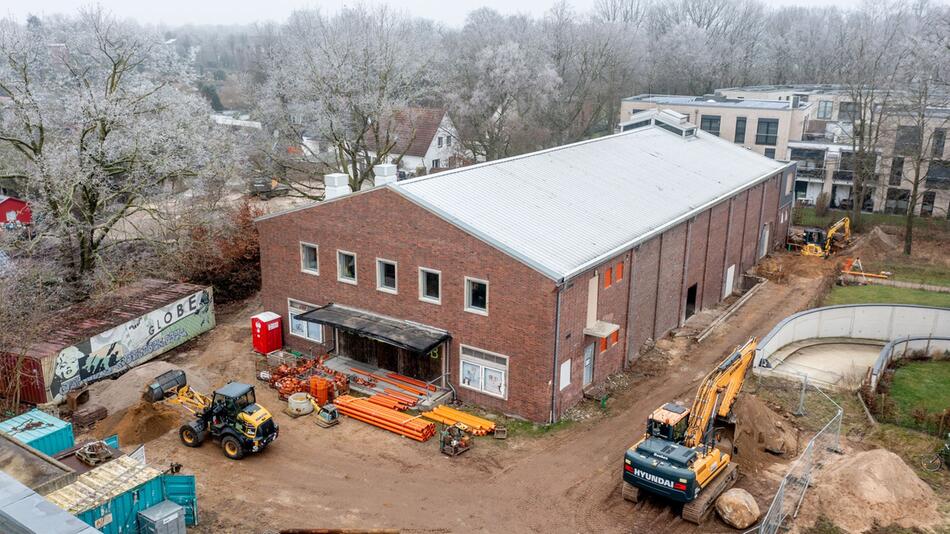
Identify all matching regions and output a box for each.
[621,338,757,523]
[145,370,279,460]
[800,216,851,257]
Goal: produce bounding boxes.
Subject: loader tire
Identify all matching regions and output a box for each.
[222,436,245,460]
[179,423,204,448]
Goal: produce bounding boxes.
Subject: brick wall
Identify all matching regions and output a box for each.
[654,224,687,338]
[702,201,730,306]
[553,252,631,417]
[629,237,660,355]
[257,188,558,422]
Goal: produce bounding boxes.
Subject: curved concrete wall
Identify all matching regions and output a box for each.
[869,335,950,389]
[755,304,950,369]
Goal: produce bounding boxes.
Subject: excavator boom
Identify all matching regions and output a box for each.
[683,338,757,449]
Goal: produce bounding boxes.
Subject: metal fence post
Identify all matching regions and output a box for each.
[794,374,808,417]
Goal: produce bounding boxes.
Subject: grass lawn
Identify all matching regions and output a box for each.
[824,285,950,307]
[868,260,950,287]
[795,207,950,232]
[890,361,950,418]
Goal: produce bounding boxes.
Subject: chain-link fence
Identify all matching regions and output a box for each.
[749,375,843,534]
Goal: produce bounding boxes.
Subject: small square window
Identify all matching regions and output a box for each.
[604,267,612,288]
[300,243,318,274]
[337,251,357,284]
[376,259,397,293]
[419,268,441,304]
[465,277,488,315]
[764,148,776,159]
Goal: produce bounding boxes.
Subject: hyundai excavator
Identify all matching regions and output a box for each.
[621,338,756,523]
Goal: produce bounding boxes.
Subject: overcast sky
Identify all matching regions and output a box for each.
[6,0,864,28]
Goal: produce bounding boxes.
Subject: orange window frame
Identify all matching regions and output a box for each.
[610,330,620,346]
[599,337,608,352]
[616,262,624,281]
[604,267,613,288]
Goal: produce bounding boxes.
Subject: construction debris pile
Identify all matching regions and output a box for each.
[334,395,436,442]
[264,354,349,401]
[422,405,496,436]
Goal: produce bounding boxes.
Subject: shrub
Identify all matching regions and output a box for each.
[176,200,263,302]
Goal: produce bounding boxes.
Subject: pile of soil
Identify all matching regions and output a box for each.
[798,449,942,532]
[733,394,798,473]
[86,360,210,415]
[94,400,182,445]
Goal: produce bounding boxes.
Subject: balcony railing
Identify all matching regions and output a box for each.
[832,170,854,182]
[797,167,825,180]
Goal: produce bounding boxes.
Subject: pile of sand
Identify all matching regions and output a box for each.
[798,449,942,532]
[86,360,210,415]
[94,401,182,445]
[734,394,798,473]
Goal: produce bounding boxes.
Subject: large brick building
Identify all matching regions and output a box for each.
[257,109,795,422]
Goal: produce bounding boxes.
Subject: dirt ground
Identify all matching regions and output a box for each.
[86,251,839,534]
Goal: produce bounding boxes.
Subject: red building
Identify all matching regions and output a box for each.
[0,196,31,226]
[256,110,795,422]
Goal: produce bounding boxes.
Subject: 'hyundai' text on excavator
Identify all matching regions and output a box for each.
[621,338,757,523]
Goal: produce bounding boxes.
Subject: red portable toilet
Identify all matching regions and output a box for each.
[251,312,283,354]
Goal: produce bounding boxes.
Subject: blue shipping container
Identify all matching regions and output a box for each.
[0,408,75,456]
[75,477,165,534]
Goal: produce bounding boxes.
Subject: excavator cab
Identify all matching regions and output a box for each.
[646,403,690,443]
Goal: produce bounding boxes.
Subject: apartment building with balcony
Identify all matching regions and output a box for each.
[624,85,950,218]
[619,94,811,161]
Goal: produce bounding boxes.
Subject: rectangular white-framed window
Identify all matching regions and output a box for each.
[437,136,444,148]
[559,359,571,391]
[299,242,319,275]
[432,158,441,169]
[459,345,508,399]
[464,277,489,315]
[376,258,397,294]
[337,250,357,284]
[419,267,441,304]
[288,299,323,342]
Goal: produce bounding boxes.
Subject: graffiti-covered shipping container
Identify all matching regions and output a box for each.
[0,279,215,405]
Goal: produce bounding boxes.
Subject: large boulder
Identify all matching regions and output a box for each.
[715,488,760,529]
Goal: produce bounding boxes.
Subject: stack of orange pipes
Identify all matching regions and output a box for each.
[367,393,411,411]
[422,405,496,436]
[386,372,437,392]
[335,395,435,442]
[349,368,427,396]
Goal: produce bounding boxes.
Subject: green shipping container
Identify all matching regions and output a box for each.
[0,409,74,457]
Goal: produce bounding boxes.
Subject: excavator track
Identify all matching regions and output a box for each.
[621,481,640,503]
[681,463,738,524]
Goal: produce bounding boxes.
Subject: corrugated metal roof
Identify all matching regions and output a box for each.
[625,94,795,110]
[45,456,162,515]
[0,471,102,534]
[392,123,786,281]
[0,410,71,445]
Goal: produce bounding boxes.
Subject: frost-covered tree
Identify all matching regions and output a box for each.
[0,9,222,298]
[252,6,436,195]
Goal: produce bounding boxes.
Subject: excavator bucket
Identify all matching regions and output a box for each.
[144,370,187,402]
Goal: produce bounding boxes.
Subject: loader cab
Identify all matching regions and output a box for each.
[211,382,257,417]
[647,403,690,443]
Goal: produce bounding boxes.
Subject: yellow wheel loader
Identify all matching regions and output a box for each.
[145,370,279,460]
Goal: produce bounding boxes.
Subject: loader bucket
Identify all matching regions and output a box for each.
[144,369,188,402]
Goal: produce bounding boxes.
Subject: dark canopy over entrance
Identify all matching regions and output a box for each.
[297,304,450,355]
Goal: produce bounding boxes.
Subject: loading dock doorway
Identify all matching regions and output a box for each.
[583,344,595,387]
[685,284,698,319]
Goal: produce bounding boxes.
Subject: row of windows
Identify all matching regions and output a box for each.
[698,115,778,147]
[300,243,490,315]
